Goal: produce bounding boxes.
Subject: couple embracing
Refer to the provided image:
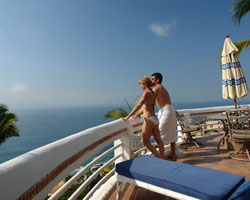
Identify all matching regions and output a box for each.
[123,73,177,160]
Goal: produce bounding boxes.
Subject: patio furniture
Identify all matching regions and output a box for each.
[115,155,250,200]
[240,105,250,109]
[175,111,205,148]
[226,109,250,162]
[207,114,230,151]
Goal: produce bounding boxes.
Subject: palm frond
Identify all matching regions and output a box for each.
[124,99,133,111]
[0,104,20,144]
[234,39,250,56]
[133,96,141,108]
[0,125,19,144]
[0,113,19,134]
[231,0,250,24]
[104,108,128,119]
[218,39,250,68]
[0,104,8,116]
[105,96,141,119]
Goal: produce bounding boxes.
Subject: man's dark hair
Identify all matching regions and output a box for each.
[152,72,163,83]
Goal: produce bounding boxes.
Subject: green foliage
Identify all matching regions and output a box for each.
[218,40,250,68]
[64,174,73,183]
[124,98,133,111]
[101,163,114,176]
[132,96,141,109]
[235,39,250,56]
[104,97,141,120]
[56,164,115,200]
[104,108,128,119]
[58,169,94,200]
[0,104,19,144]
[218,0,250,67]
[231,0,250,24]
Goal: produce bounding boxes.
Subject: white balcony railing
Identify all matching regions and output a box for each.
[0,104,245,200]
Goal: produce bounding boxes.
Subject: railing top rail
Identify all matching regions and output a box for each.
[176,105,248,117]
[0,119,131,200]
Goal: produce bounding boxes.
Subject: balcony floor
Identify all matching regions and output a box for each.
[103,133,250,200]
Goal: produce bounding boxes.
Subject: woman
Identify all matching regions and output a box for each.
[123,76,165,159]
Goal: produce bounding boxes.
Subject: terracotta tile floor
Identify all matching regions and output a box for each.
[103,133,250,200]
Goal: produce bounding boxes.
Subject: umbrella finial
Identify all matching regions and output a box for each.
[226,34,229,38]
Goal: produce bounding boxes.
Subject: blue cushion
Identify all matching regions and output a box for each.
[228,179,250,200]
[116,155,245,200]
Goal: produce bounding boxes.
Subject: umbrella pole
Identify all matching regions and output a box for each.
[234,98,237,109]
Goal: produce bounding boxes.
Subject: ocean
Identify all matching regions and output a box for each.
[0,106,114,164]
[1,100,249,165]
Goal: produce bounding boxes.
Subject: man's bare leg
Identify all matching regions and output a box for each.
[165,142,176,159]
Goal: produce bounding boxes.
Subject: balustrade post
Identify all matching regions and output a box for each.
[114,121,134,164]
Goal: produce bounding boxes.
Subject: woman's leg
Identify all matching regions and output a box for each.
[152,125,165,158]
[142,120,161,158]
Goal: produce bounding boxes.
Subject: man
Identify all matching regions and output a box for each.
[151,72,177,159]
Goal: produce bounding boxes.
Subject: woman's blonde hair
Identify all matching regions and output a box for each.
[139,76,153,87]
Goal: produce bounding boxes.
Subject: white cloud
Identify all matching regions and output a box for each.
[148,20,177,37]
[9,83,30,94]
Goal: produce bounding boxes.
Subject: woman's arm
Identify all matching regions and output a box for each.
[123,93,146,120]
[132,107,144,119]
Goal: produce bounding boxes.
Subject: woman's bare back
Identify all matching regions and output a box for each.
[142,90,155,118]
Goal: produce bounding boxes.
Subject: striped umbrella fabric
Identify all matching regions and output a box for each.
[222,36,249,108]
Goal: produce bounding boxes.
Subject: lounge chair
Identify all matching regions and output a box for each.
[116,155,250,200]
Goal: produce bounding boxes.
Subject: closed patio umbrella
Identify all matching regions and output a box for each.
[222,34,249,109]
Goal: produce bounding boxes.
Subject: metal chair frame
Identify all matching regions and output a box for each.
[226,109,250,162]
[175,111,205,148]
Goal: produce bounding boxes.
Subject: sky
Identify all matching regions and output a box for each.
[0,0,250,110]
